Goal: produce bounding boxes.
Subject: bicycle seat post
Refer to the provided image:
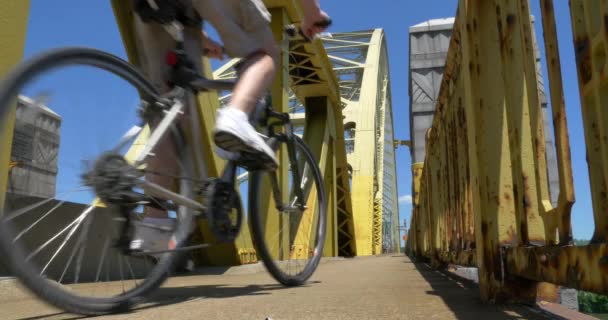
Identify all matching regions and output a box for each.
[162,21,185,48]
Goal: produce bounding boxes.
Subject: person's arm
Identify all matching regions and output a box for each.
[298,0,330,39]
[299,0,322,19]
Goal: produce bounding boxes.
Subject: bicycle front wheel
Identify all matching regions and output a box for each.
[0,47,196,315]
[249,136,327,286]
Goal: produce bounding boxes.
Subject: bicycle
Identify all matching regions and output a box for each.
[0,2,330,315]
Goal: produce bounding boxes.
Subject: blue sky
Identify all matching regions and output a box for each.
[20,1,594,240]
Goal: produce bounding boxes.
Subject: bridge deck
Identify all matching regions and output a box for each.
[1,256,552,320]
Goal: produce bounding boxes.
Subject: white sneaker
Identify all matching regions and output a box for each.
[213,107,278,170]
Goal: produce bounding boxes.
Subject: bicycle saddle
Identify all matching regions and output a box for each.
[134,0,201,26]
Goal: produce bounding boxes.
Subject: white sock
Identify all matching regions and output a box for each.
[221,106,249,122]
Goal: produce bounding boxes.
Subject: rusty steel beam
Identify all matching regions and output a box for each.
[539,0,575,246]
[408,0,608,303]
[438,250,477,268]
[507,245,608,294]
[406,0,584,303]
[569,0,608,243]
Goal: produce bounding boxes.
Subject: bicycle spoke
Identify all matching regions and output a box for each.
[13,200,65,242]
[73,225,90,284]
[95,237,110,282]
[125,257,138,287]
[58,239,80,283]
[269,220,286,259]
[58,213,93,283]
[25,205,94,262]
[4,187,87,222]
[299,210,313,272]
[40,213,85,276]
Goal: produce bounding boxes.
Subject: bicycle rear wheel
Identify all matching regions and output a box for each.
[0,47,196,314]
[249,136,327,286]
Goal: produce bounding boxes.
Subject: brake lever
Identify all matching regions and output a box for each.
[285,18,333,42]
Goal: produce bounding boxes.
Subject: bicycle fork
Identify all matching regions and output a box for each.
[266,126,307,213]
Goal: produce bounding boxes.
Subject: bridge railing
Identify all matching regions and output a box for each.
[407,0,608,302]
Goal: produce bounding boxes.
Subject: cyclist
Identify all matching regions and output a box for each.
[133,0,330,170]
[128,0,330,252]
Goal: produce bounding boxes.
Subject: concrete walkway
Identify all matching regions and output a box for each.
[0,255,554,320]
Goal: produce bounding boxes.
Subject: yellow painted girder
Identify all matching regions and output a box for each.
[0,1,30,211]
[407,0,588,302]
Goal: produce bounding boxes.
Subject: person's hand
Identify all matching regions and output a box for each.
[301,10,331,39]
[203,37,224,60]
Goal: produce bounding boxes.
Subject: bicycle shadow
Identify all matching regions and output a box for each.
[18,282,314,320]
[128,282,312,316]
[145,282,290,304]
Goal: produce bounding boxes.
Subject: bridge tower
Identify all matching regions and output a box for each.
[322,29,400,255]
[214,29,400,256]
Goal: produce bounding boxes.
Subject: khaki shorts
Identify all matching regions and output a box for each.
[133,0,274,92]
[191,0,273,58]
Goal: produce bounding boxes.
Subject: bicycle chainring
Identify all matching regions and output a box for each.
[204,179,243,243]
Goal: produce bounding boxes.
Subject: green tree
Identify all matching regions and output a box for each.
[579,291,608,314]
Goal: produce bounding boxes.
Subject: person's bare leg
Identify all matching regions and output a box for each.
[132,16,174,218]
[145,120,179,218]
[229,42,278,114]
[211,40,280,169]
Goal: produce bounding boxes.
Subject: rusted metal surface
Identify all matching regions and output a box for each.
[507,245,608,293]
[438,250,477,267]
[407,0,608,302]
[539,0,575,246]
[569,0,608,244]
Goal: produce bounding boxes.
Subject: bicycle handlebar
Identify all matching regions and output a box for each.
[285,18,333,42]
[201,18,332,56]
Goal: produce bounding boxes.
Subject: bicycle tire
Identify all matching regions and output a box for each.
[249,136,327,286]
[0,47,195,315]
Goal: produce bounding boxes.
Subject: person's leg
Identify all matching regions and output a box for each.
[193,0,280,169]
[130,10,203,255]
[133,14,177,219]
[229,45,278,115]
[133,12,208,212]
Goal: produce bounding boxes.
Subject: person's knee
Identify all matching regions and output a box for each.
[238,41,279,74]
[250,41,279,70]
[264,41,279,69]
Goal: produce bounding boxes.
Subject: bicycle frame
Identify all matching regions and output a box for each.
[128,20,308,217]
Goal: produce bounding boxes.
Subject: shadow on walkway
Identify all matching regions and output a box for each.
[411,261,550,320]
[18,281,312,320]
